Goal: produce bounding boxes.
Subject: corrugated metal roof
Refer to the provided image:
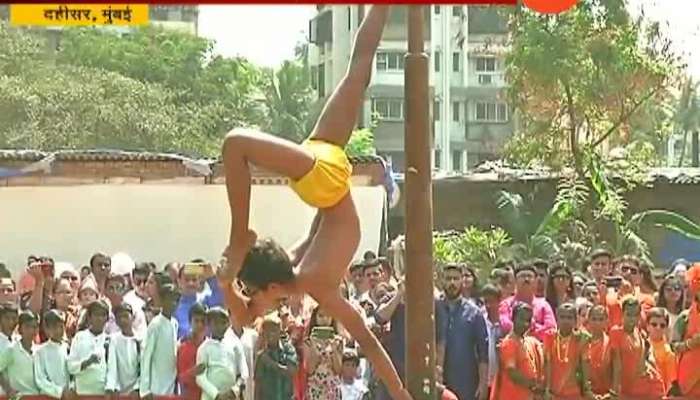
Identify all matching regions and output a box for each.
[0,149,385,166]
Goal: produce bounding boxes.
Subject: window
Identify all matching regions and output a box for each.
[476,57,497,73]
[373,98,404,120]
[347,7,351,30]
[377,51,404,71]
[475,102,508,123]
[434,101,441,121]
[452,101,461,122]
[317,63,325,98]
[434,5,440,14]
[310,66,318,90]
[434,150,442,169]
[452,151,463,172]
[434,51,441,72]
[452,52,461,72]
[452,6,462,17]
[376,53,388,70]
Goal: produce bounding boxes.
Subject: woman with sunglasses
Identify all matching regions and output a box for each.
[544,263,575,313]
[657,274,686,339]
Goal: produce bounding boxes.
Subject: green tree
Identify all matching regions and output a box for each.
[260,60,314,142]
[56,26,267,127]
[0,23,234,155]
[432,227,511,277]
[345,128,377,157]
[674,78,700,166]
[503,0,681,172]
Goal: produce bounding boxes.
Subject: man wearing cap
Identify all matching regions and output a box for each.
[196,307,249,400]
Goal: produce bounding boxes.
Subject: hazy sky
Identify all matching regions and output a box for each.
[198,2,699,77]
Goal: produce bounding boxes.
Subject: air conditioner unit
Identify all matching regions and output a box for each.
[478,74,492,85]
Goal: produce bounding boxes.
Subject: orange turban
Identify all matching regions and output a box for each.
[686,263,700,296]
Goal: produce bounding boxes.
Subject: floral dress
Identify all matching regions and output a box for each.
[305,340,342,400]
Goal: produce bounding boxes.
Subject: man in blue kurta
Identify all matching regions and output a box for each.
[174,261,223,339]
[439,263,489,400]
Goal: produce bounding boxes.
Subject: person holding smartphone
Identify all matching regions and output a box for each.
[303,306,343,400]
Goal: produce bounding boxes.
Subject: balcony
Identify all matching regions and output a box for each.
[468,6,508,35]
[309,9,333,45]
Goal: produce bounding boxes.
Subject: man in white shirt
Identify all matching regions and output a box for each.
[340,349,369,400]
[34,310,74,399]
[236,326,258,400]
[68,299,110,395]
[104,274,147,340]
[124,263,151,317]
[0,302,18,397]
[197,307,248,400]
[106,303,141,395]
[0,310,40,396]
[140,283,180,399]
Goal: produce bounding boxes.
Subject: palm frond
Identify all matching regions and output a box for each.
[496,191,528,241]
[628,209,700,241]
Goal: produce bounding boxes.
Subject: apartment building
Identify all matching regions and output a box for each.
[308,5,515,172]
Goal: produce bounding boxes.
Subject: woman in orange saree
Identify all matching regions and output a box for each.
[490,303,544,400]
[610,296,665,400]
[585,305,613,397]
[673,263,700,397]
[544,302,590,400]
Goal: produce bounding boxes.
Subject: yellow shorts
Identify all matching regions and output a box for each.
[290,139,352,208]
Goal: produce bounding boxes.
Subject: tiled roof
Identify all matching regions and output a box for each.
[0,149,385,166]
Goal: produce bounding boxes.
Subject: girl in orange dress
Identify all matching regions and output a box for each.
[610,296,665,399]
[646,307,678,395]
[584,305,613,397]
[490,303,544,400]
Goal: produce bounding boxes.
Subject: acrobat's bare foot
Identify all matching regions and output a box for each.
[220,229,257,283]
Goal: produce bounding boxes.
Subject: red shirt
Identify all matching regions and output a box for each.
[177,337,203,400]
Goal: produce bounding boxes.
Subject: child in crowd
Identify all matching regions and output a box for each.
[0,302,18,397]
[610,296,665,398]
[196,306,249,400]
[255,315,298,400]
[51,277,79,340]
[544,302,592,399]
[340,349,369,400]
[480,283,501,394]
[78,276,99,307]
[177,302,208,399]
[140,283,180,398]
[490,303,544,400]
[0,310,40,396]
[585,305,613,397]
[106,303,141,396]
[34,310,75,399]
[236,324,259,400]
[68,299,110,395]
[647,307,679,395]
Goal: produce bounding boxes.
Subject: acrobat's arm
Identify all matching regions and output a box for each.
[221,279,257,333]
[288,211,322,266]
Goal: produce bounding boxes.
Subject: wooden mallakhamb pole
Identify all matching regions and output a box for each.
[403,5,436,400]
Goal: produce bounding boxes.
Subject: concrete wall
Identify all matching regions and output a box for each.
[0,185,385,274]
[389,178,700,266]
